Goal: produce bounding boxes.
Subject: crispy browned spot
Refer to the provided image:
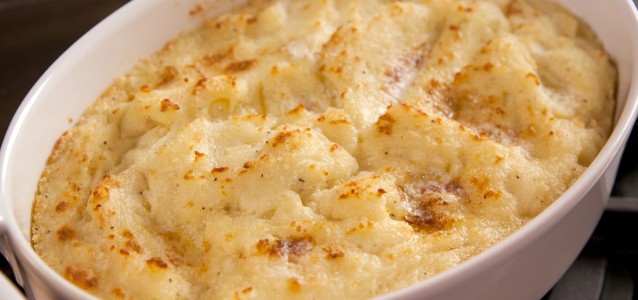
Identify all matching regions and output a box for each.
[64,266,98,289]
[242,287,253,294]
[322,246,345,259]
[168,255,183,267]
[243,162,254,169]
[125,240,142,253]
[101,173,120,187]
[92,181,110,198]
[256,239,270,253]
[192,77,208,95]
[376,113,396,135]
[286,105,305,115]
[346,220,374,234]
[156,66,178,87]
[203,240,212,254]
[483,190,502,200]
[112,288,125,298]
[483,62,494,71]
[271,130,298,147]
[401,182,457,232]
[404,205,436,228]
[288,278,301,293]
[470,176,490,192]
[384,68,401,85]
[328,66,343,74]
[338,180,368,200]
[212,167,229,173]
[398,103,428,116]
[406,196,454,232]
[184,170,195,180]
[505,0,523,16]
[160,99,180,112]
[121,230,143,253]
[194,151,206,161]
[140,85,150,93]
[225,59,257,73]
[121,230,133,239]
[445,178,468,198]
[202,54,225,68]
[287,237,314,257]
[457,5,473,12]
[329,118,351,125]
[56,225,75,242]
[241,14,258,23]
[256,236,315,258]
[146,257,168,269]
[55,201,68,212]
[526,72,540,85]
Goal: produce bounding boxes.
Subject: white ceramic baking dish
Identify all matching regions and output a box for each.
[1,0,637,299]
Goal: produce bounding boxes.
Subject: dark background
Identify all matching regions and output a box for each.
[0,0,130,292]
[1,0,637,298]
[0,0,129,140]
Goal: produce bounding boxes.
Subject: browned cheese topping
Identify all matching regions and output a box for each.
[32,0,615,299]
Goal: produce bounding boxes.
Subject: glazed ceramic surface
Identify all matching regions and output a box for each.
[1,0,637,299]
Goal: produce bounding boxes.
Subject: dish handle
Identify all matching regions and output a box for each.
[0,271,25,300]
[0,202,25,290]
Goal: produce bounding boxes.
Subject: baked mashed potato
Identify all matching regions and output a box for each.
[32,0,615,298]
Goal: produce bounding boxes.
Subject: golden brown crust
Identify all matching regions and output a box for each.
[32,0,615,299]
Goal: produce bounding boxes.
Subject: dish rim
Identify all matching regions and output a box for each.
[1,0,638,298]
